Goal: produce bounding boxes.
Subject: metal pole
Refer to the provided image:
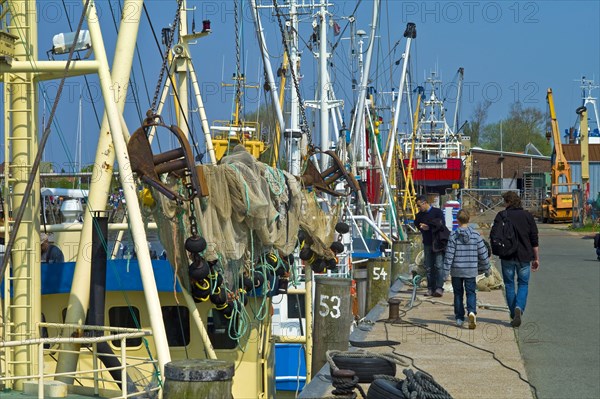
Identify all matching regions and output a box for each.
[250,0,286,139]
[187,61,217,165]
[385,23,416,175]
[351,0,380,174]
[4,0,40,387]
[319,4,329,168]
[83,0,171,375]
[56,0,171,382]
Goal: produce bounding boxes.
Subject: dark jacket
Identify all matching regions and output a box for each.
[431,218,450,253]
[43,244,65,263]
[414,206,445,245]
[492,207,538,262]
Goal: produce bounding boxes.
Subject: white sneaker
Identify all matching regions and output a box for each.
[468,312,477,329]
[456,319,464,327]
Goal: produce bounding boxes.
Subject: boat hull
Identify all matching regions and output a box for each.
[404,158,462,187]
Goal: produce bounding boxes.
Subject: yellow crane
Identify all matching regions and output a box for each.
[542,88,580,223]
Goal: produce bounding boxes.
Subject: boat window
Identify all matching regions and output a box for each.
[162,306,190,347]
[287,294,305,319]
[109,307,142,347]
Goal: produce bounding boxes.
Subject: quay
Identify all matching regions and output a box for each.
[300,278,534,399]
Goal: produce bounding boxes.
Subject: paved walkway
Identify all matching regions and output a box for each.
[300,267,535,399]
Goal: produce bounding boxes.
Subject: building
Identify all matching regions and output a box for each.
[467,148,551,190]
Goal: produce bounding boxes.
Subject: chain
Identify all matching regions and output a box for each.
[150,0,184,113]
[186,183,199,237]
[272,0,312,147]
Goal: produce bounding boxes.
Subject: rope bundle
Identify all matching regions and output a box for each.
[374,370,453,399]
[330,369,365,398]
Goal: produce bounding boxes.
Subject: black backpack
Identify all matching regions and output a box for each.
[489,211,518,257]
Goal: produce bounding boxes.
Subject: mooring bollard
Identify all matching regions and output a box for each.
[354,267,368,318]
[366,258,391,312]
[312,276,352,377]
[391,240,411,282]
[163,359,234,399]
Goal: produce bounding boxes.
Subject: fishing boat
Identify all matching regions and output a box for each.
[0,1,366,398]
[400,70,466,194]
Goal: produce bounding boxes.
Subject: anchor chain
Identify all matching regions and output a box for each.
[186,182,199,238]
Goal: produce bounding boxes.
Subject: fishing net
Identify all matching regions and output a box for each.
[148,145,340,289]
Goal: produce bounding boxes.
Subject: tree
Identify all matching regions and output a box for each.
[463,100,491,146]
[479,102,550,155]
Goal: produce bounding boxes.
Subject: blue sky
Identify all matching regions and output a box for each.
[1,0,599,169]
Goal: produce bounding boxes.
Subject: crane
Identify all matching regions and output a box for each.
[542,88,580,223]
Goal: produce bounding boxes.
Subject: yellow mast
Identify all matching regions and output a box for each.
[271,52,289,167]
[401,93,421,221]
[2,0,40,387]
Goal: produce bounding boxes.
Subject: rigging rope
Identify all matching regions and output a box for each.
[146,0,183,113]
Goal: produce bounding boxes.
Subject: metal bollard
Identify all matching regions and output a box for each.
[163,359,234,399]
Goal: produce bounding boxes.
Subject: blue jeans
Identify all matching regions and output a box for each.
[451,277,477,320]
[500,260,531,319]
[423,245,444,291]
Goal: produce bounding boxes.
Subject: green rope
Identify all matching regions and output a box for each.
[265,166,286,196]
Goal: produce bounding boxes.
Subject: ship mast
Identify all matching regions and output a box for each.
[1,0,40,387]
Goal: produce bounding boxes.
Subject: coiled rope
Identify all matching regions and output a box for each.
[326,349,410,398]
[371,370,453,399]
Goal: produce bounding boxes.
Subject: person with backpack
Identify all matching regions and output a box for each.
[490,191,539,328]
[444,209,489,329]
[414,195,447,297]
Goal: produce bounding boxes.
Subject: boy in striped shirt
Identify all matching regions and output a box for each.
[443,209,490,329]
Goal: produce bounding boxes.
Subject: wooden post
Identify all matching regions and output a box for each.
[407,230,422,266]
[391,240,411,281]
[163,359,234,399]
[367,258,391,312]
[311,276,352,377]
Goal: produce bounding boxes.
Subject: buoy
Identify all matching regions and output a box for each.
[185,236,207,253]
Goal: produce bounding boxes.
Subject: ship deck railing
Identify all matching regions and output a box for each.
[0,322,158,399]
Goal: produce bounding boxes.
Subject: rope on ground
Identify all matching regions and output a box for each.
[401,368,453,399]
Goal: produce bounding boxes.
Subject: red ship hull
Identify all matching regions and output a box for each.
[403,158,462,187]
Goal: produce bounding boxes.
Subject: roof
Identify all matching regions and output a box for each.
[469,147,550,160]
[562,144,600,162]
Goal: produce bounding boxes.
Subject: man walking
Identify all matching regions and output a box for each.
[414,195,446,297]
[492,191,540,327]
